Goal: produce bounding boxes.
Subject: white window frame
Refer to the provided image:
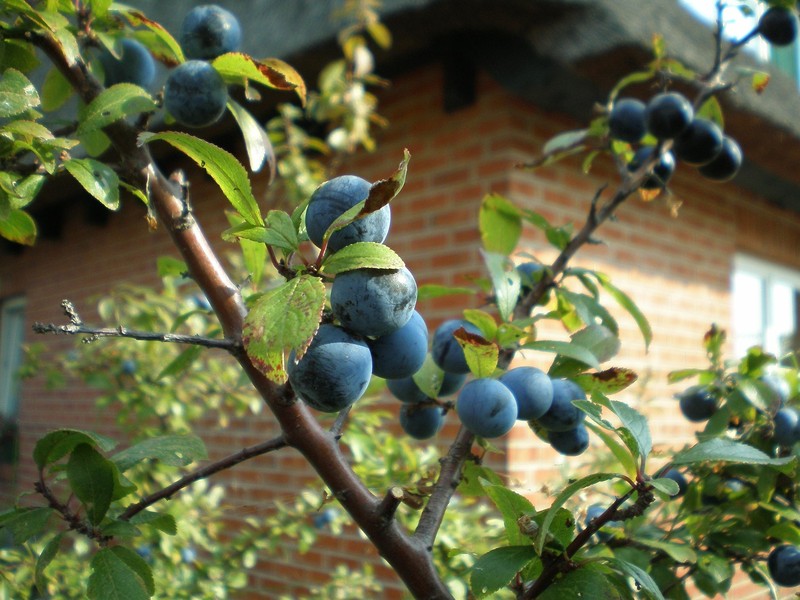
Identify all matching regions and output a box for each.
[732,254,800,359]
[0,296,26,420]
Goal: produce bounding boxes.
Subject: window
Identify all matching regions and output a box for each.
[0,296,26,421]
[732,255,800,361]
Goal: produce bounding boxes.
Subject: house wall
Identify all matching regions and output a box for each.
[2,61,799,598]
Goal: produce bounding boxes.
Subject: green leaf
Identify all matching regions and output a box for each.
[156,256,188,278]
[223,211,266,285]
[696,96,724,129]
[35,533,62,594]
[539,566,624,600]
[524,340,600,370]
[0,68,40,117]
[1,119,53,142]
[112,434,207,472]
[227,99,274,173]
[595,273,652,350]
[77,83,156,135]
[609,69,655,101]
[417,284,476,300]
[222,213,299,253]
[667,368,707,384]
[25,10,80,66]
[79,129,112,157]
[321,242,404,275]
[586,422,637,479]
[463,309,498,340]
[67,443,115,525]
[635,538,697,563]
[110,546,155,596]
[543,129,587,155]
[536,472,619,554]
[0,208,37,245]
[411,355,446,399]
[34,428,117,468]
[0,507,53,545]
[101,520,141,539]
[367,21,392,48]
[139,131,262,227]
[479,193,521,254]
[155,345,203,380]
[483,483,535,546]
[651,477,680,497]
[672,439,797,468]
[64,158,120,210]
[41,66,73,111]
[129,510,178,535]
[212,53,307,104]
[242,275,326,383]
[88,547,150,600]
[765,522,800,546]
[454,328,498,378]
[458,461,504,496]
[610,400,651,460]
[570,323,621,363]
[606,558,665,600]
[481,250,520,322]
[470,546,538,599]
[114,7,185,64]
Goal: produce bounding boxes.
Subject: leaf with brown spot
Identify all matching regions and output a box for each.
[575,368,638,394]
[115,9,185,64]
[361,149,410,215]
[242,275,326,383]
[212,53,307,105]
[454,327,498,378]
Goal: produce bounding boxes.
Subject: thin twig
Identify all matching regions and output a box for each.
[32,321,238,351]
[35,473,110,545]
[119,435,288,521]
[330,405,353,439]
[413,427,475,549]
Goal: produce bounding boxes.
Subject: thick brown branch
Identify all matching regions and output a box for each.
[119,435,288,521]
[34,21,453,599]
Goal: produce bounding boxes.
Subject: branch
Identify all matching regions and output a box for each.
[119,435,288,521]
[35,472,110,545]
[33,320,239,351]
[414,426,475,548]
[33,20,453,599]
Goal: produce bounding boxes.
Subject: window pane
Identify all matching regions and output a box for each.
[769,281,799,357]
[0,298,26,420]
[732,271,764,357]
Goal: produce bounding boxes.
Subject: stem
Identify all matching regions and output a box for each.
[119,435,288,521]
[414,427,475,548]
[33,25,452,600]
[32,320,238,352]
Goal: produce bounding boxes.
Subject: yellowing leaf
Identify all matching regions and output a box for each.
[242,275,326,383]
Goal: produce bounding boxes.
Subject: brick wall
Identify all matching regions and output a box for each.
[2,61,799,598]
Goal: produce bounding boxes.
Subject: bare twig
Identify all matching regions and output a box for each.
[330,405,352,439]
[33,320,238,352]
[119,435,288,521]
[413,427,475,549]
